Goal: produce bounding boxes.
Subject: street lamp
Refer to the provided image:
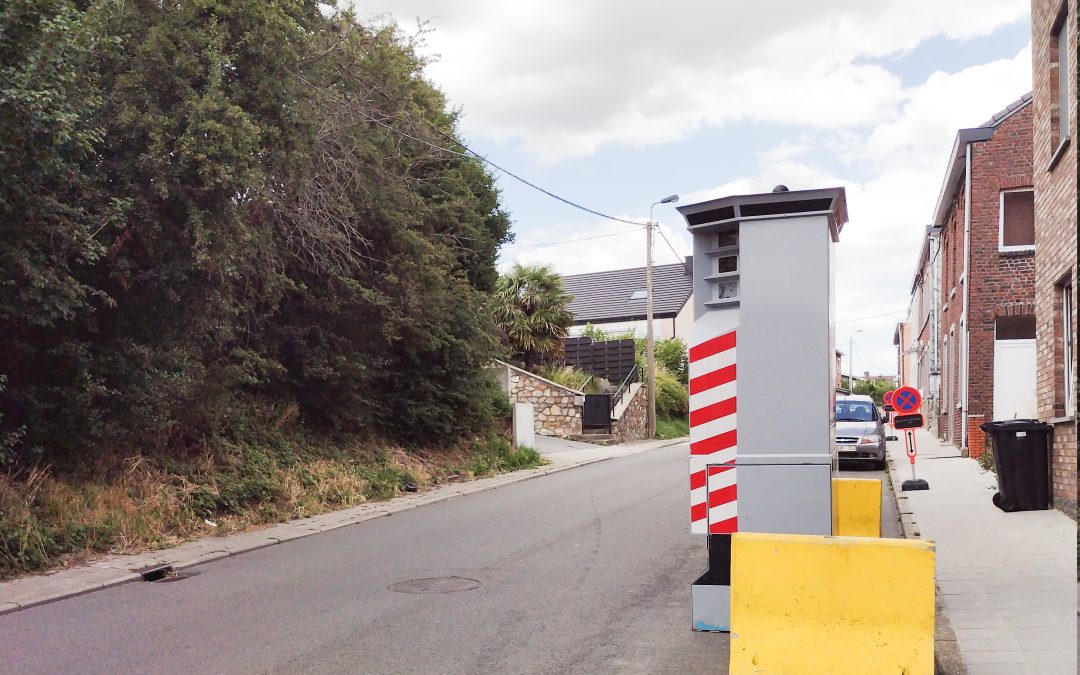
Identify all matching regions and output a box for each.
[647,194,679,438]
[849,329,863,392]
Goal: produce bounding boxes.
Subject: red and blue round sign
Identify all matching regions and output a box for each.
[883,390,895,406]
[892,386,922,414]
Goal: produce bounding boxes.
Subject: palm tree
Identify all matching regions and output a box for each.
[494,264,573,370]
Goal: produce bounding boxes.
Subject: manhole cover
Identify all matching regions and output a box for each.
[389,577,481,594]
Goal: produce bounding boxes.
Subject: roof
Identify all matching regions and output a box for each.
[931,92,1033,227]
[563,262,693,324]
[676,186,848,242]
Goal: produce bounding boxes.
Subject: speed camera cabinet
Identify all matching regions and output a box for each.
[676,186,847,632]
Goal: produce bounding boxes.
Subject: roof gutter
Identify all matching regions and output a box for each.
[930,127,994,227]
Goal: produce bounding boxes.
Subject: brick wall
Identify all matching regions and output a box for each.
[967,105,1036,432]
[937,187,965,446]
[1031,0,1078,514]
[933,103,1037,454]
[967,414,986,459]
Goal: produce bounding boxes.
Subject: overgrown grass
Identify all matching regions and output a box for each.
[0,431,539,579]
[976,444,996,473]
[655,416,689,440]
[536,365,605,394]
[465,435,544,476]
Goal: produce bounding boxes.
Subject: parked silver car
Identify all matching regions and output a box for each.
[835,394,886,469]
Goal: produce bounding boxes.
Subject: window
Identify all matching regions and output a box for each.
[995,315,1036,340]
[628,289,646,300]
[705,226,739,306]
[1057,18,1070,144]
[1051,7,1071,151]
[1063,282,1074,415]
[835,401,875,422]
[999,189,1035,251]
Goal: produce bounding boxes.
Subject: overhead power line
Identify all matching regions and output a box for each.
[348,107,643,227]
[503,228,643,250]
[837,309,906,324]
[654,224,687,263]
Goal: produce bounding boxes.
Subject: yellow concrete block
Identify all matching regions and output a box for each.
[731,532,935,675]
[832,477,882,537]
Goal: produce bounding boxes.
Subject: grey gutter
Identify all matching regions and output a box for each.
[930,127,994,227]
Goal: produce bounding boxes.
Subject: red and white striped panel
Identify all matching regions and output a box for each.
[689,329,737,534]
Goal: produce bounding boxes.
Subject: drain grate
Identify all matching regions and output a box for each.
[138,564,181,582]
[389,577,481,594]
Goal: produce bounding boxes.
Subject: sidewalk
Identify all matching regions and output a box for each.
[0,436,685,616]
[886,427,1076,675]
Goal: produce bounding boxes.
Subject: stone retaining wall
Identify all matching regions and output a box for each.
[491,361,582,438]
[612,384,647,443]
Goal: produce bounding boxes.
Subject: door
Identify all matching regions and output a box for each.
[993,339,1037,421]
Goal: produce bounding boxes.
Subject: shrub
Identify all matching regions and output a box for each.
[656,416,689,440]
[537,365,603,394]
[655,367,689,418]
[467,434,543,476]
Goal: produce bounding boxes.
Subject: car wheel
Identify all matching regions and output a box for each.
[873,457,887,470]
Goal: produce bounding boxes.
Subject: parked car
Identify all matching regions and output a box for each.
[835,394,886,469]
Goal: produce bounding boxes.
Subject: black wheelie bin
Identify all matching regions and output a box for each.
[979,419,1053,512]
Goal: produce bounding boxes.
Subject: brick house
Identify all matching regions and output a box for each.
[929,94,1037,457]
[1031,0,1077,513]
[901,225,944,430]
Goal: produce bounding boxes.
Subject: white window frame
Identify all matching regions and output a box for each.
[998,188,1035,252]
[1056,16,1070,147]
[1064,283,1075,414]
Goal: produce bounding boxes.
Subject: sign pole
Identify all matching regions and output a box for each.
[901,426,929,491]
[906,430,917,481]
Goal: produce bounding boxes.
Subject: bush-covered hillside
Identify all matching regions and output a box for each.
[1,1,511,465]
[0,1,529,575]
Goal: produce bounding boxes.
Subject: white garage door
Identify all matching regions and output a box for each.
[993,339,1037,421]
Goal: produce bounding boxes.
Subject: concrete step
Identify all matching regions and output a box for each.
[569,433,615,445]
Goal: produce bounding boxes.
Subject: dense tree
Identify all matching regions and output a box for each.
[0,1,512,466]
[494,264,573,370]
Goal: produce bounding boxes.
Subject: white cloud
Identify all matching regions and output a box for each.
[358,1,1031,371]
[359,0,1027,161]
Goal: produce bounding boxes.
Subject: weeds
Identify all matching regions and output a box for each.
[655,416,689,440]
[0,431,532,578]
[465,435,544,477]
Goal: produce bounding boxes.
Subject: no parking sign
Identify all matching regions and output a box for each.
[892,386,922,414]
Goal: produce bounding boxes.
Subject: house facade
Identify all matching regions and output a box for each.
[562,260,694,342]
[900,225,943,425]
[1031,0,1077,512]
[928,94,1037,456]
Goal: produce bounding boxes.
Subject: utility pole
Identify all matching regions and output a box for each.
[849,329,863,392]
[647,195,679,438]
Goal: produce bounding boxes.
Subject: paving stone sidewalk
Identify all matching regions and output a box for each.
[886,427,1076,675]
[0,436,685,616]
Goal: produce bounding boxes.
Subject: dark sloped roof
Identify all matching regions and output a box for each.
[563,262,693,324]
[980,92,1033,128]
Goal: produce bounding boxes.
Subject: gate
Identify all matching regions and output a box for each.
[582,394,613,433]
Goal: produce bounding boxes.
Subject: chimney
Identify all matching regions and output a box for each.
[684,255,693,276]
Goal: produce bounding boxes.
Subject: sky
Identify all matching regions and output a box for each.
[354,1,1033,378]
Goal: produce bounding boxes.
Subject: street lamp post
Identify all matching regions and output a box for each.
[849,329,863,392]
[647,194,679,438]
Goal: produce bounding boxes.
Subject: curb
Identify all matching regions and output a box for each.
[0,438,685,616]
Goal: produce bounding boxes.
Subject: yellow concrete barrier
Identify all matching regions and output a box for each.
[730,532,935,675]
[832,477,882,537]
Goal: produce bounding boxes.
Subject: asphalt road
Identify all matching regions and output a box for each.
[0,443,728,675]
